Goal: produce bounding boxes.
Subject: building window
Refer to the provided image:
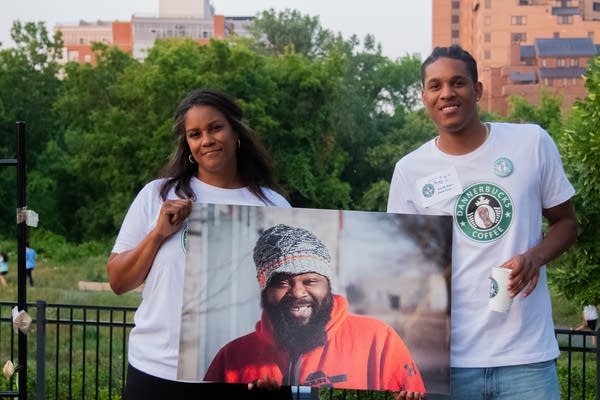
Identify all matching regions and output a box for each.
[452,30,460,39]
[511,32,527,42]
[79,38,85,44]
[452,8,460,15]
[518,0,530,5]
[553,32,560,38]
[557,15,573,24]
[511,15,527,25]
[452,15,460,23]
[485,32,491,42]
[485,0,491,8]
[452,1,460,9]
[557,58,567,67]
[84,54,92,63]
[594,2,600,11]
[452,23,460,31]
[542,59,547,67]
[570,58,579,67]
[588,31,595,40]
[484,49,491,59]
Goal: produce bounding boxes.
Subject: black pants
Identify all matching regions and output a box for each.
[26,269,33,286]
[123,364,292,400]
[587,318,597,331]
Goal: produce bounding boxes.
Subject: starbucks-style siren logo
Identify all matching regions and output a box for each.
[422,183,435,198]
[455,182,513,242]
[494,157,514,177]
[489,277,499,298]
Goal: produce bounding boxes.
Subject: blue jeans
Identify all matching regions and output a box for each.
[451,360,560,400]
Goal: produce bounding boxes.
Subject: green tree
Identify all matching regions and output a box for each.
[0,21,63,239]
[49,43,140,239]
[258,50,351,208]
[505,90,565,136]
[248,9,342,58]
[330,42,424,211]
[549,56,600,306]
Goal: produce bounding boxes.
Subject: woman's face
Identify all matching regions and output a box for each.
[184,105,239,186]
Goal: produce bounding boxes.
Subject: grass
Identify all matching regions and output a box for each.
[0,238,141,308]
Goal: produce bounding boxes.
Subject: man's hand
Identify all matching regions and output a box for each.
[247,377,280,391]
[503,254,541,298]
[394,391,426,400]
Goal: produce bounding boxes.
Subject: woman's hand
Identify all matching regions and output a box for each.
[107,197,193,295]
[155,198,193,239]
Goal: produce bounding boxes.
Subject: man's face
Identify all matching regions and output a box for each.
[264,272,331,326]
[421,57,483,135]
[262,272,333,355]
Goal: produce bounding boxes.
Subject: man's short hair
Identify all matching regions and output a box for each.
[421,44,478,84]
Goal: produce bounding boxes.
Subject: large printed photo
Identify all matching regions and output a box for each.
[177,204,452,396]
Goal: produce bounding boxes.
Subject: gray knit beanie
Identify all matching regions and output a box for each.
[254,224,332,289]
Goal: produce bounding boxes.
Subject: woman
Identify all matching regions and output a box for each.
[107,88,291,399]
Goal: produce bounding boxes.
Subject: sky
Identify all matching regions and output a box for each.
[0,0,432,61]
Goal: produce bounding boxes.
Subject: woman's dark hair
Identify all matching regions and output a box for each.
[158,88,285,204]
[421,44,478,85]
[1,252,8,262]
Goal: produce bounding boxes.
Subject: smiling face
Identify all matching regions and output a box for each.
[185,105,239,187]
[262,272,333,355]
[265,272,331,326]
[421,57,483,136]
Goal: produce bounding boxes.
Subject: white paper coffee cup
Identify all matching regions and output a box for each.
[488,266,513,313]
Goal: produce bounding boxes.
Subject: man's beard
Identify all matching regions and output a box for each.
[262,291,334,357]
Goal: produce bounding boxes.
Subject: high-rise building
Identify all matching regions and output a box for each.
[55,20,133,64]
[432,0,600,115]
[55,0,253,64]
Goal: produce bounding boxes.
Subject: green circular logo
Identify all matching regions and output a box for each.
[454,182,513,242]
[489,278,499,298]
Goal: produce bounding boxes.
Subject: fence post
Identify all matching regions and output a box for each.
[596,329,600,400]
[16,121,28,400]
[36,301,46,400]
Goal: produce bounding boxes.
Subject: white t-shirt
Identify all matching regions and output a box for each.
[584,305,598,321]
[387,123,575,368]
[112,177,291,380]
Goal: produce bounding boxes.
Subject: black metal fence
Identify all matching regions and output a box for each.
[0,301,134,400]
[555,328,600,400]
[1,300,598,400]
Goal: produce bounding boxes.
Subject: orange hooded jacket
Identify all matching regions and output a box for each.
[204,294,426,393]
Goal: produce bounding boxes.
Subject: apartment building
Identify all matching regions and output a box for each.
[55,0,253,64]
[432,0,600,115]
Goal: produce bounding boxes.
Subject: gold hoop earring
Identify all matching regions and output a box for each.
[237,138,241,149]
[188,154,195,164]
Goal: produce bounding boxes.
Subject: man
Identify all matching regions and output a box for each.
[387,45,578,399]
[204,224,426,398]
